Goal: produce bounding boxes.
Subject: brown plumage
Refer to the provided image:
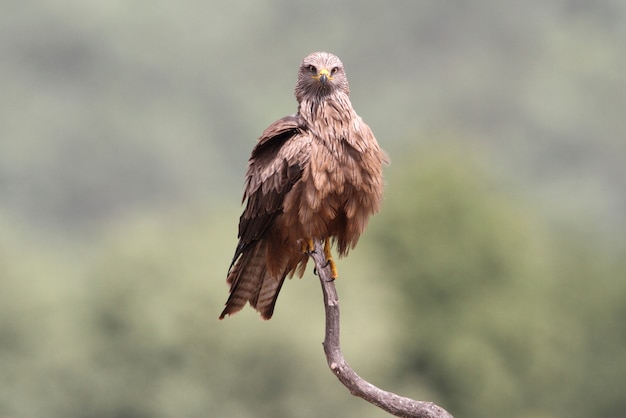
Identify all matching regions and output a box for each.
[219,52,388,320]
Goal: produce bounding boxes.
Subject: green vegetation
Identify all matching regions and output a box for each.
[1,1,625,417]
[2,146,624,417]
[372,143,626,417]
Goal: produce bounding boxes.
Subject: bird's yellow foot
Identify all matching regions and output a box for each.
[324,238,338,279]
[300,238,315,255]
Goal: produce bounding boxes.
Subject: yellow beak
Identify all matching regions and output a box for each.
[314,68,332,84]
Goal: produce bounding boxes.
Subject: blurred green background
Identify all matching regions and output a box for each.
[1,1,625,417]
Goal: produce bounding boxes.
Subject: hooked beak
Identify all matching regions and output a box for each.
[314,68,331,84]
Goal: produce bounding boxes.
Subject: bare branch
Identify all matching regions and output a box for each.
[310,239,454,418]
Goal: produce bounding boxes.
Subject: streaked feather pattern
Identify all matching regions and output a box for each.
[220,52,387,319]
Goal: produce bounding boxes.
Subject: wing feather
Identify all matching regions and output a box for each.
[221,115,311,319]
[229,116,308,270]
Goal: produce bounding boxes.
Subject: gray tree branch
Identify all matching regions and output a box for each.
[310,239,454,418]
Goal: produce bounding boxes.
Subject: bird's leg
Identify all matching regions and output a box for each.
[324,238,338,280]
[300,238,315,255]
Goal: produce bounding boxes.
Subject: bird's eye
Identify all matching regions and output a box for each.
[307,65,317,73]
[331,67,339,75]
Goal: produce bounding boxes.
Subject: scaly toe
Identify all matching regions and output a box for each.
[300,238,315,255]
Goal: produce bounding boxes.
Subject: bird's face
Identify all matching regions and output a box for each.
[295,52,350,102]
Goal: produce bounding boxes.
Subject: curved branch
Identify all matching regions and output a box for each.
[310,239,454,418]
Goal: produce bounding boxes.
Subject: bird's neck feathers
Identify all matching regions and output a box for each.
[297,92,357,140]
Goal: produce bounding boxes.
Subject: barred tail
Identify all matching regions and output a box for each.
[219,240,287,320]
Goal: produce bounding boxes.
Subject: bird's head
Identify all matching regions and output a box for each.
[295,52,350,102]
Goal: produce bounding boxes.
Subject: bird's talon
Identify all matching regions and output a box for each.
[323,238,339,279]
[300,238,315,255]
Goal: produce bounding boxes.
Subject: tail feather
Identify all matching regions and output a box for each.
[250,270,287,319]
[219,241,287,320]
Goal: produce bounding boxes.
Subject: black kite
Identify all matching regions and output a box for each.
[220,52,388,320]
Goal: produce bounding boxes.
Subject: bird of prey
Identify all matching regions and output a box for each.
[219,52,388,320]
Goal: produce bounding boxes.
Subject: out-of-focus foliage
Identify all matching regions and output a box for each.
[371,142,626,418]
[1,1,625,417]
[0,209,397,418]
[1,0,624,237]
[2,145,624,417]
